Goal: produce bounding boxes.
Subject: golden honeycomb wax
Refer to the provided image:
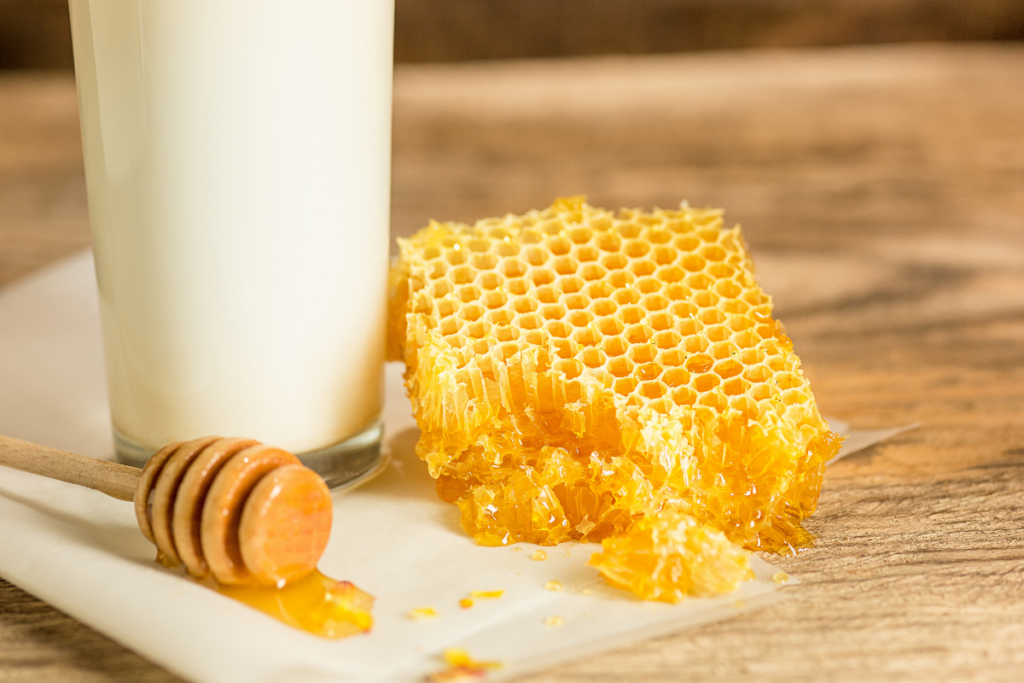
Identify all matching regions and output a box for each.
[388,197,842,553]
[589,508,753,602]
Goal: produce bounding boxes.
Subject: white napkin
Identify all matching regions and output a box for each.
[0,252,912,683]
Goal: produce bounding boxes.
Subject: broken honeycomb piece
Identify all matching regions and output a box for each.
[589,508,753,602]
[388,197,842,553]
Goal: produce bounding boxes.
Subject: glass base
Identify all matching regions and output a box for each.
[114,421,387,491]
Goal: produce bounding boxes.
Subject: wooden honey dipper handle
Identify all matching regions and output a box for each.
[0,433,140,502]
[0,432,333,589]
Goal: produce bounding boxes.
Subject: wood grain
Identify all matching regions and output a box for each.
[0,434,139,502]
[1,42,1023,682]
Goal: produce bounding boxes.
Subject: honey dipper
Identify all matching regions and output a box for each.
[0,434,332,588]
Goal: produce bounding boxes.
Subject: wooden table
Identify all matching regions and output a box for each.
[2,42,1024,682]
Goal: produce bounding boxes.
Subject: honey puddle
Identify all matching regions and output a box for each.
[157,552,373,639]
[216,570,374,639]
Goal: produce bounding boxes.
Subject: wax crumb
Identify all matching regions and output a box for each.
[733,600,746,609]
[773,572,790,584]
[512,546,522,552]
[544,581,563,592]
[428,648,503,682]
[545,615,565,627]
[582,588,592,596]
[470,590,504,599]
[531,550,548,561]
[407,607,438,620]
[459,598,474,609]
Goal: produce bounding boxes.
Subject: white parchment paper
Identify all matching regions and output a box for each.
[0,252,912,683]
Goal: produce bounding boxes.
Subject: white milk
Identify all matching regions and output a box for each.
[69,0,393,457]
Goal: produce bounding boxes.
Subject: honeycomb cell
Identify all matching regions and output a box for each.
[653,246,677,265]
[553,256,579,276]
[682,254,705,272]
[535,285,559,304]
[660,349,685,367]
[700,245,726,262]
[654,330,681,349]
[624,324,653,345]
[572,327,602,347]
[574,245,600,262]
[478,271,505,290]
[457,285,482,303]
[428,261,448,280]
[459,304,484,322]
[546,321,572,339]
[500,259,527,278]
[714,359,744,380]
[517,313,543,330]
[437,299,457,318]
[685,354,713,373]
[513,296,538,314]
[569,227,593,244]
[608,270,635,289]
[692,373,720,393]
[614,377,639,396]
[642,294,669,312]
[683,336,709,354]
[483,291,508,310]
[541,304,567,321]
[451,266,475,285]
[628,344,657,365]
[439,317,462,336]
[546,236,572,256]
[507,278,530,296]
[603,336,629,357]
[465,321,490,339]
[637,363,662,381]
[663,368,690,387]
[591,299,617,317]
[557,276,585,294]
[529,268,556,286]
[495,241,520,257]
[584,281,613,299]
[640,381,666,399]
[616,222,642,239]
[623,240,650,258]
[608,357,634,378]
[580,347,606,368]
[648,313,674,331]
[613,291,640,308]
[568,310,593,327]
[659,266,685,284]
[580,264,607,281]
[596,232,622,252]
[524,246,549,267]
[673,235,701,252]
[471,253,498,270]
[431,281,453,298]
[494,326,519,343]
[620,306,645,325]
[636,277,661,294]
[389,197,841,571]
[598,316,624,336]
[630,260,657,277]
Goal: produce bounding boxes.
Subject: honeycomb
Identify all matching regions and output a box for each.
[388,197,842,554]
[589,508,753,602]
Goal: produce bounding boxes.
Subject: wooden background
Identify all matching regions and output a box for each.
[1,0,1023,69]
[2,41,1024,681]
[2,0,1024,677]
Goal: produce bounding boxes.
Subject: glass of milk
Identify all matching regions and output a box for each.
[68,0,393,487]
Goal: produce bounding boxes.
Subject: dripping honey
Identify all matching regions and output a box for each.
[158,554,372,639]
